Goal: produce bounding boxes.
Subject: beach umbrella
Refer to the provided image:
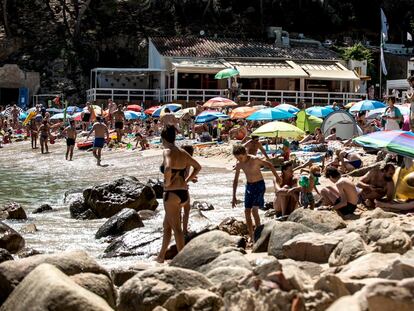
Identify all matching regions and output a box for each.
[252,105,268,110]
[72,112,83,121]
[214,68,239,79]
[2,106,23,117]
[276,104,300,114]
[175,107,196,118]
[84,105,102,115]
[50,113,72,120]
[353,130,414,158]
[46,108,64,114]
[124,110,143,120]
[195,111,229,124]
[203,97,237,108]
[366,105,410,119]
[19,112,28,121]
[152,104,182,118]
[230,106,256,119]
[349,100,386,113]
[247,108,295,121]
[144,106,160,115]
[26,107,38,113]
[66,106,82,114]
[127,104,142,112]
[252,121,305,139]
[305,106,334,118]
[344,102,357,109]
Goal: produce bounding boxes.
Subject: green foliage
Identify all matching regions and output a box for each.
[338,43,373,64]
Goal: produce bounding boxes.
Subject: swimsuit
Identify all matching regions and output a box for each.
[245,180,265,209]
[115,121,124,130]
[160,165,189,204]
[82,112,91,122]
[334,198,357,215]
[348,159,362,169]
[66,138,75,146]
[301,192,315,207]
[93,137,105,148]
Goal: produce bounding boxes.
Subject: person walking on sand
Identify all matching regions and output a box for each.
[156,126,201,263]
[62,120,77,161]
[112,105,125,143]
[86,116,109,166]
[38,120,51,154]
[28,118,38,149]
[232,144,280,242]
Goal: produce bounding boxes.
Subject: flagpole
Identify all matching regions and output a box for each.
[379,33,382,100]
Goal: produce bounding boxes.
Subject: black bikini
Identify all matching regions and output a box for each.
[160,165,189,203]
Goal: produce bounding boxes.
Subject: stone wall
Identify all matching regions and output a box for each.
[0,64,40,95]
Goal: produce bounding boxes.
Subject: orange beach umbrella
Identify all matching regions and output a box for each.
[229,106,256,119]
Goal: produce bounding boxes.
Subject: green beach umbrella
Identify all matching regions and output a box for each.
[215,68,239,79]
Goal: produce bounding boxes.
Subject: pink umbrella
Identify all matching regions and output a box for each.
[203,97,237,108]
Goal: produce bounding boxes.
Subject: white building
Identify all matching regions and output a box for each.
[386,57,414,98]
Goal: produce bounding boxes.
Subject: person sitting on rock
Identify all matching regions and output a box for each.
[273,161,298,217]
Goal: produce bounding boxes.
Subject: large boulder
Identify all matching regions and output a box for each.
[117,266,212,311]
[0,250,108,304]
[0,202,27,220]
[0,222,25,254]
[146,179,163,199]
[314,274,351,299]
[199,251,252,274]
[163,288,223,311]
[83,176,158,218]
[0,264,113,311]
[252,221,276,253]
[206,267,251,285]
[218,217,248,236]
[267,222,313,258]
[329,232,369,267]
[365,278,414,311]
[110,262,155,287]
[0,249,13,264]
[282,232,341,263]
[70,273,117,309]
[378,258,414,280]
[170,230,245,271]
[348,218,412,254]
[32,204,53,214]
[326,296,362,311]
[69,198,96,219]
[287,209,346,233]
[95,208,144,239]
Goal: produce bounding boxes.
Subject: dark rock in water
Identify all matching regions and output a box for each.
[218,217,248,236]
[192,201,214,211]
[138,209,157,220]
[33,204,53,214]
[0,248,13,263]
[287,208,346,234]
[69,198,90,219]
[0,221,25,253]
[17,247,42,258]
[103,228,163,258]
[78,209,98,220]
[83,176,158,218]
[95,208,144,239]
[146,179,163,199]
[0,202,27,220]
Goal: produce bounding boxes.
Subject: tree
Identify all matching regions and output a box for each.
[1,0,11,37]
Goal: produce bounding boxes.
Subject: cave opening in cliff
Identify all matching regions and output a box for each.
[0,88,19,107]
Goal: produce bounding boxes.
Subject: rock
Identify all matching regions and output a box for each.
[264,209,277,218]
[282,232,340,263]
[32,204,53,214]
[192,201,214,211]
[0,222,25,254]
[163,288,223,311]
[0,264,113,311]
[244,252,278,268]
[287,208,346,233]
[146,179,163,199]
[83,176,158,218]
[378,258,414,280]
[16,247,42,258]
[95,208,144,239]
[117,266,212,311]
[279,259,327,282]
[69,198,92,219]
[0,202,27,220]
[103,228,163,258]
[252,221,277,253]
[314,274,351,299]
[19,224,37,234]
[365,278,414,311]
[0,250,108,304]
[279,260,315,291]
[138,209,157,220]
[302,290,335,311]
[199,251,252,274]
[70,273,117,309]
[0,249,13,263]
[326,295,362,311]
[362,208,398,219]
[110,261,155,286]
[251,257,282,280]
[336,252,400,280]
[170,230,245,271]
[348,218,412,254]
[206,267,251,285]
[267,221,313,258]
[329,232,368,267]
[218,217,248,236]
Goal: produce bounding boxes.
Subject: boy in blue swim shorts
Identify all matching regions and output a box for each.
[86,116,109,166]
[232,144,280,241]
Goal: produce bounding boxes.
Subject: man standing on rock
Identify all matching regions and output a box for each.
[232,144,280,242]
[86,116,109,166]
[112,105,125,143]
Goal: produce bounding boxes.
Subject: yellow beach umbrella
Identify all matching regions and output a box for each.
[252,121,305,139]
[344,102,357,109]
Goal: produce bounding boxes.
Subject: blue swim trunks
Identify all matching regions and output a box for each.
[245,180,266,209]
[93,137,105,148]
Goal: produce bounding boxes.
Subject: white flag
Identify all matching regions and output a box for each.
[381,8,388,42]
[380,45,388,76]
[408,32,413,41]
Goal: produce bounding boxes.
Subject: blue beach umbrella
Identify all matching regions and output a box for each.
[46,108,64,114]
[124,110,144,120]
[50,113,72,120]
[195,111,229,124]
[305,106,334,118]
[247,108,295,121]
[66,106,82,114]
[349,100,386,113]
[19,112,28,121]
[276,104,300,114]
[152,104,182,118]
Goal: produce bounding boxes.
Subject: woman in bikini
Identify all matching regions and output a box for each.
[156,125,201,263]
